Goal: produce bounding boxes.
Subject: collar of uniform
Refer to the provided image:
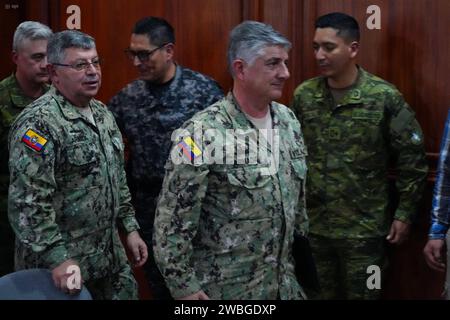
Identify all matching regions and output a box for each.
[225,92,280,129]
[49,85,96,121]
[326,66,369,105]
[145,63,181,92]
[169,63,182,89]
[8,73,49,109]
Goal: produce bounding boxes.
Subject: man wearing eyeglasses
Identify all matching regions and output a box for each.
[0,21,52,278]
[108,16,223,299]
[8,30,148,299]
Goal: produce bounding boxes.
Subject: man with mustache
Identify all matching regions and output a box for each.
[108,16,223,299]
[292,12,428,299]
[8,30,147,299]
[0,21,52,277]
[153,21,308,300]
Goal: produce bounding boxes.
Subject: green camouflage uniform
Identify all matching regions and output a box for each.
[0,73,49,276]
[154,93,309,300]
[8,86,140,300]
[292,67,428,299]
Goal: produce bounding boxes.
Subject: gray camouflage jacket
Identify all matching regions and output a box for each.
[8,86,139,281]
[154,93,308,299]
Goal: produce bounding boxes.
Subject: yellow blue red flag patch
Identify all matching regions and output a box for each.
[178,136,202,161]
[22,129,48,152]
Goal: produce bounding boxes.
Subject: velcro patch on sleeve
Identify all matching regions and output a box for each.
[21,129,48,152]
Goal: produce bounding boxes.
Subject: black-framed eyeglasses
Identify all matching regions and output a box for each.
[52,58,102,71]
[124,43,169,63]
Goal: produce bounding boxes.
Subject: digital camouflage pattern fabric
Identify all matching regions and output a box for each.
[108,65,223,186]
[292,67,428,239]
[308,235,387,299]
[154,93,309,300]
[8,86,140,299]
[108,64,223,298]
[0,73,49,276]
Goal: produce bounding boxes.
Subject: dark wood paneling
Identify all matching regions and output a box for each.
[166,0,241,94]
[24,0,49,22]
[3,0,448,299]
[262,0,295,103]
[383,179,445,299]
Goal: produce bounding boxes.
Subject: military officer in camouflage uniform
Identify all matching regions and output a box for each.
[108,17,223,299]
[292,12,428,299]
[153,21,308,300]
[8,30,148,299]
[0,21,53,277]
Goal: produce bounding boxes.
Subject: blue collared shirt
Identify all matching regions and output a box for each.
[429,111,450,239]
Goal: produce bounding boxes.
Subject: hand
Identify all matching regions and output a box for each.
[386,220,410,245]
[51,259,83,295]
[126,231,148,267]
[178,290,210,300]
[423,239,446,272]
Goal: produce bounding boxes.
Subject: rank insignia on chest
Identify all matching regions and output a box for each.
[178,136,202,161]
[22,129,48,152]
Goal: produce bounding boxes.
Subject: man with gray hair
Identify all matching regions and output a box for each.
[153,20,308,299]
[8,30,148,299]
[0,21,52,277]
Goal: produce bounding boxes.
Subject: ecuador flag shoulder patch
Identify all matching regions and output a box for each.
[178,136,202,161]
[22,129,48,152]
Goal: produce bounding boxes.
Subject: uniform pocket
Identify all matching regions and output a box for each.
[67,142,98,166]
[226,166,271,189]
[222,166,273,220]
[59,143,101,189]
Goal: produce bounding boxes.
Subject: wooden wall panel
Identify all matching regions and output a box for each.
[24,0,49,22]
[2,0,450,299]
[165,0,241,93]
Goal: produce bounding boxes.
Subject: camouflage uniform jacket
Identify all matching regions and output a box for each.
[8,86,139,281]
[108,65,223,185]
[292,67,428,239]
[154,93,309,299]
[0,74,49,216]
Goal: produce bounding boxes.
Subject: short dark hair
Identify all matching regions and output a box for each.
[133,17,175,46]
[315,12,360,42]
